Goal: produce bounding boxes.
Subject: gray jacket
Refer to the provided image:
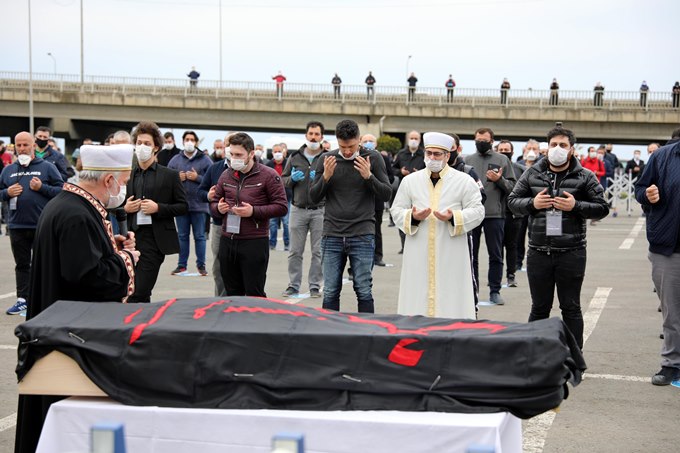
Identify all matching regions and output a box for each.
[282,145,326,209]
[464,150,516,218]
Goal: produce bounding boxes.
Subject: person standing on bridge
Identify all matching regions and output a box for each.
[593,81,605,107]
[635,127,680,385]
[549,78,560,106]
[639,80,649,108]
[500,78,511,105]
[445,74,456,102]
[332,73,342,99]
[273,70,287,100]
[187,66,200,88]
[508,126,609,350]
[365,71,376,100]
[407,72,418,103]
[672,81,680,109]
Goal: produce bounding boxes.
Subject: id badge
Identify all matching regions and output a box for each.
[136,211,152,225]
[9,197,17,210]
[546,210,563,236]
[226,214,241,234]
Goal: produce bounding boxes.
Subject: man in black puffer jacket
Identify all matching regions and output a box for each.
[508,126,608,349]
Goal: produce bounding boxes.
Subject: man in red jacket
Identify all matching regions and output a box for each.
[580,146,605,180]
[210,133,288,296]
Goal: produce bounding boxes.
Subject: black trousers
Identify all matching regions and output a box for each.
[503,216,522,278]
[516,216,529,270]
[9,229,35,300]
[471,218,505,294]
[220,236,269,297]
[129,227,165,303]
[374,209,384,262]
[527,248,587,349]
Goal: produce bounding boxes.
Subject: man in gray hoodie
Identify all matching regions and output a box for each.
[464,127,516,306]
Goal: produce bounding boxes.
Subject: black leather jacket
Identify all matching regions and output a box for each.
[507,157,609,252]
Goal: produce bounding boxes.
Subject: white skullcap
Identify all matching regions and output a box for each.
[423,132,454,152]
[525,151,537,161]
[539,142,549,150]
[80,144,134,171]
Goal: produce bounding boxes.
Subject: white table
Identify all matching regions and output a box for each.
[37,397,522,453]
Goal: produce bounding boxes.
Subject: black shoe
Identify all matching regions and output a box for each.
[398,249,403,255]
[171,266,187,275]
[374,260,386,267]
[660,333,664,339]
[309,289,321,298]
[388,221,396,227]
[507,276,517,287]
[198,266,208,276]
[282,287,298,297]
[490,292,505,306]
[651,366,680,386]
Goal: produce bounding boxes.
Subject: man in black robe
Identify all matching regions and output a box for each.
[15,144,139,453]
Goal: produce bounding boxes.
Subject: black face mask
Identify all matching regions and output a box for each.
[35,138,49,149]
[501,152,513,161]
[475,140,492,154]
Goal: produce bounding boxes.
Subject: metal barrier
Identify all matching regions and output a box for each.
[1,71,678,110]
[605,171,638,216]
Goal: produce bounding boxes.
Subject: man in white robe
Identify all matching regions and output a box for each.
[391,132,485,319]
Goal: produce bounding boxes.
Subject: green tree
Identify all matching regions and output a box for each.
[377,134,402,155]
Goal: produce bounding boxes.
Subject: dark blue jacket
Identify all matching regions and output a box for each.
[635,139,680,256]
[168,151,213,213]
[0,157,64,228]
[37,145,72,181]
[198,158,229,225]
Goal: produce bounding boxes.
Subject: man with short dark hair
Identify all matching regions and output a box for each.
[635,128,680,385]
[464,127,516,306]
[0,132,63,315]
[157,132,181,167]
[508,126,609,349]
[210,133,288,296]
[168,131,213,276]
[34,126,71,181]
[310,119,392,312]
[281,122,327,298]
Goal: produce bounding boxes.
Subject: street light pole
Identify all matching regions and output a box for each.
[80,0,84,84]
[28,0,34,134]
[47,52,56,74]
[219,0,222,87]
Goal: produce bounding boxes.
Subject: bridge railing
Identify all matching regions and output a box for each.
[1,71,677,110]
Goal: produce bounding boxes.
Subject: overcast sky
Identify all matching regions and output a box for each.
[2,0,678,92]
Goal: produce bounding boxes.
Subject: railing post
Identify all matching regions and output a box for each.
[246,83,250,101]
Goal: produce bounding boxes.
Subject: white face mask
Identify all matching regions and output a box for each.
[231,158,247,172]
[339,150,359,161]
[224,147,231,161]
[135,144,154,163]
[162,143,173,150]
[254,150,263,159]
[548,146,569,167]
[307,141,321,151]
[408,139,420,150]
[273,152,284,161]
[184,141,195,153]
[425,158,445,173]
[634,154,641,161]
[588,151,597,159]
[106,178,127,209]
[17,154,32,166]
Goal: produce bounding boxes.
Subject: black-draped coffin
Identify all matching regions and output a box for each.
[16,297,586,419]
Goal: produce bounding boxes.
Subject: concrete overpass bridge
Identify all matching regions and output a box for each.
[1,71,678,150]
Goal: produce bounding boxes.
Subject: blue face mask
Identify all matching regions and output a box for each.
[363,141,376,151]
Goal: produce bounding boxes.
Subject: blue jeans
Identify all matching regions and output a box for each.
[176,212,207,268]
[321,234,375,313]
[269,202,290,248]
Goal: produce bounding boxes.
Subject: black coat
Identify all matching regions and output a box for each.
[126,164,188,255]
[392,147,425,181]
[507,157,609,252]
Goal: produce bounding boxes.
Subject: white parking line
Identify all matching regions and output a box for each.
[0,345,17,350]
[0,412,16,433]
[523,286,612,453]
[584,373,648,383]
[619,217,645,249]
